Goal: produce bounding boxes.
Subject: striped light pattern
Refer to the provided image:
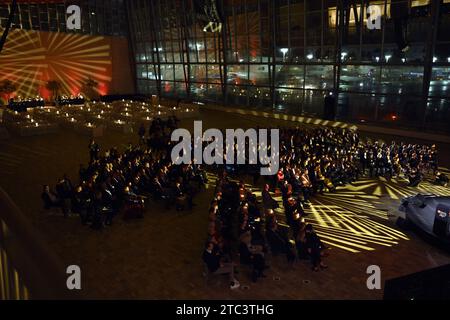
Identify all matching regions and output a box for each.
[271,191,410,253]
[349,171,450,201]
[205,171,411,253]
[0,27,112,99]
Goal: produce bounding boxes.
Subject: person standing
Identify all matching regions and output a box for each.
[91,191,104,230]
[89,138,100,162]
[138,123,146,145]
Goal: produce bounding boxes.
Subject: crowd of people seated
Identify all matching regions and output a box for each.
[210,127,441,199]
[202,170,330,289]
[203,126,444,288]
[40,116,445,286]
[42,117,207,230]
[282,128,438,193]
[357,140,439,187]
[273,128,441,194]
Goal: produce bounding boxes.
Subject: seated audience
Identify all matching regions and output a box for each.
[435,171,449,187]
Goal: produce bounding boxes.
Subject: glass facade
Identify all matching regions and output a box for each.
[126,0,450,133]
[0,0,127,36]
[1,1,449,132]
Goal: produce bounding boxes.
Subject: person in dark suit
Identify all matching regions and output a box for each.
[89,138,100,162]
[202,242,240,289]
[262,184,278,210]
[239,231,267,283]
[91,191,104,230]
[266,217,288,256]
[41,185,62,210]
[173,181,187,211]
[305,224,328,271]
[435,171,449,187]
[56,174,74,217]
[72,186,90,225]
[101,182,116,226]
[123,185,145,219]
[407,168,422,187]
[295,219,308,260]
[138,123,146,145]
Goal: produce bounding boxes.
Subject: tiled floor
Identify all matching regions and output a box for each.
[1,109,449,299]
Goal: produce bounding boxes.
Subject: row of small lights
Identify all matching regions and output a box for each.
[143,46,450,64]
[13,101,194,129]
[280,48,450,64]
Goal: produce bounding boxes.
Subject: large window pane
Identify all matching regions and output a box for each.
[276,65,305,89]
[305,65,334,91]
[340,65,380,93]
[380,66,423,95]
[250,64,270,86]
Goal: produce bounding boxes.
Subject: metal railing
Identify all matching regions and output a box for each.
[0,187,77,300]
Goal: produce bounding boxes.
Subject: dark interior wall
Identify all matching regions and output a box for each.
[110,36,135,95]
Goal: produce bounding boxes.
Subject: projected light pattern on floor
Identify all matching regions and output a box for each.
[302,203,409,253]
[348,174,450,201]
[269,192,408,253]
[316,191,388,220]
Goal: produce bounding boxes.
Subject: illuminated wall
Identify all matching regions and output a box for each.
[0,27,134,100]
